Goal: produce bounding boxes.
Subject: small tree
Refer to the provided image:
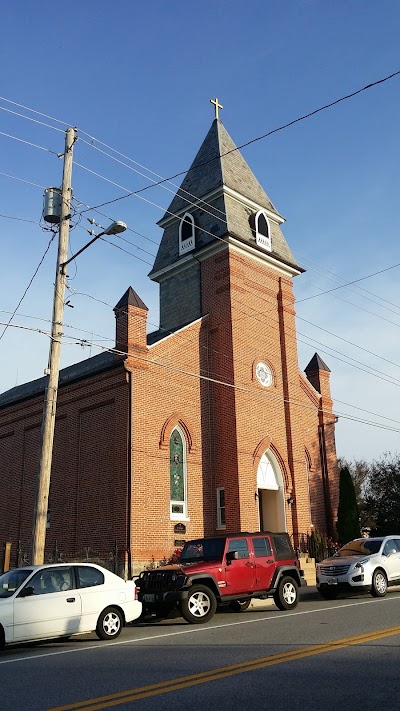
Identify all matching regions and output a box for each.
[336,466,360,544]
[337,457,371,527]
[364,453,400,535]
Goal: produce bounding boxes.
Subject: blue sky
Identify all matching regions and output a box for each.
[0,0,399,462]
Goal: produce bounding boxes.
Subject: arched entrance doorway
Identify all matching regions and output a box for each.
[257,450,286,532]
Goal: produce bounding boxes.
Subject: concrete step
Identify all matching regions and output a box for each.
[301,564,316,586]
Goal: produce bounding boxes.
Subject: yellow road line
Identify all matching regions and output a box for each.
[48,625,400,711]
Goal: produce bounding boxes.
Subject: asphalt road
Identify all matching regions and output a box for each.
[1,587,400,711]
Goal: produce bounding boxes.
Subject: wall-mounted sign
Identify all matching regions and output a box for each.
[174,523,186,534]
[174,539,186,547]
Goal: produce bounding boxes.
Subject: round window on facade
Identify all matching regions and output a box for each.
[255,361,273,387]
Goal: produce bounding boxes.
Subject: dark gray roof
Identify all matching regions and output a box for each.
[114,286,148,311]
[305,353,331,373]
[150,120,301,278]
[160,119,278,219]
[0,351,122,409]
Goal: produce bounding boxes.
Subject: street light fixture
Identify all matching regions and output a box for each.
[61,221,127,273]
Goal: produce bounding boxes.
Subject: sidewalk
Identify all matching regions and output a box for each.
[249,585,318,609]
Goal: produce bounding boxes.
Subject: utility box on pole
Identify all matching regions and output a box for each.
[43,187,62,224]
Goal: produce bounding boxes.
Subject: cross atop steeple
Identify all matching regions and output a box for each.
[210,97,223,120]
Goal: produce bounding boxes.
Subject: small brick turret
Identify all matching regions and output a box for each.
[114,287,149,368]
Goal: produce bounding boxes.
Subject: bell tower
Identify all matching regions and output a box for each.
[149,110,335,537]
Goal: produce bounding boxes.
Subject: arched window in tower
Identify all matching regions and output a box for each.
[170,427,188,519]
[179,212,195,256]
[255,210,272,252]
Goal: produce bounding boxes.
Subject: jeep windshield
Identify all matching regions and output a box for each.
[335,539,382,556]
[180,538,226,563]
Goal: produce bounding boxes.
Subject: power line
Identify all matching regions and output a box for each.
[294,251,400,313]
[0,308,112,342]
[0,171,45,190]
[0,321,51,337]
[0,234,56,341]
[296,315,400,371]
[0,95,68,128]
[64,230,400,388]
[2,89,392,326]
[0,104,65,132]
[77,136,229,224]
[297,262,400,302]
[59,335,400,434]
[0,213,39,224]
[2,86,399,395]
[99,236,154,267]
[3,274,397,431]
[0,130,58,154]
[63,285,400,426]
[78,68,400,213]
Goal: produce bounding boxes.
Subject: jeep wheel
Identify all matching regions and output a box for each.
[230,599,251,612]
[273,576,299,611]
[181,585,217,624]
[371,569,387,597]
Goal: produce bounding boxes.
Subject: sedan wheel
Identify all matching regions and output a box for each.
[371,570,387,597]
[96,607,123,640]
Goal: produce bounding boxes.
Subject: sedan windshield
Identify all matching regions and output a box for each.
[0,569,33,598]
[336,539,382,557]
[180,538,226,563]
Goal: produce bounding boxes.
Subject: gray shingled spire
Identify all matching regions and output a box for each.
[150,119,301,279]
[161,119,278,219]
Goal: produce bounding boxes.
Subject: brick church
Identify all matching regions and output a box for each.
[0,114,339,574]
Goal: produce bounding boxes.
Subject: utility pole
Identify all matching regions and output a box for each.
[32,127,76,565]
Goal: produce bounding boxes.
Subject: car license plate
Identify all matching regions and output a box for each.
[327,577,338,586]
[143,594,155,602]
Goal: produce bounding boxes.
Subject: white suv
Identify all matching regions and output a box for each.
[316,536,400,599]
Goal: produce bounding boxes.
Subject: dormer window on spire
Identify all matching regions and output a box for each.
[179,212,195,256]
[255,210,272,252]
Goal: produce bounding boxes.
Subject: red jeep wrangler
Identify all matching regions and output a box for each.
[136,532,304,624]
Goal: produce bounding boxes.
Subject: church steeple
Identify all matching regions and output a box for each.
[149,118,303,332]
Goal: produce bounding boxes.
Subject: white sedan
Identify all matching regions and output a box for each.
[0,562,142,648]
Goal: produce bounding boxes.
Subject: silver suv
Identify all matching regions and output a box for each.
[316,536,400,599]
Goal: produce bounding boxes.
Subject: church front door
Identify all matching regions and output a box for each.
[257,452,286,532]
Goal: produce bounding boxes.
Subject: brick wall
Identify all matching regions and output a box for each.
[0,245,338,570]
[0,365,130,564]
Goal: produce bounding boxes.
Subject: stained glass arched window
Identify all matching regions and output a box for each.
[170,427,187,518]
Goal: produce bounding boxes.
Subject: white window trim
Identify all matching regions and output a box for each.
[179,212,195,256]
[170,425,188,520]
[216,487,226,529]
[255,209,272,252]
